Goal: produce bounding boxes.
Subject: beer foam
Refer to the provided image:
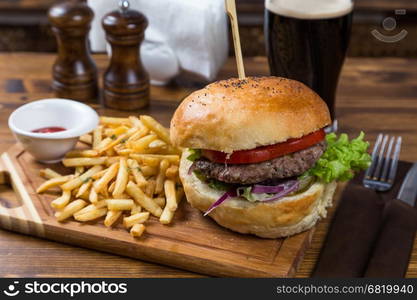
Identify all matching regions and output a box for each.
[265,0,353,19]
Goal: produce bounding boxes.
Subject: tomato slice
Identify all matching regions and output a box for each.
[202,129,325,164]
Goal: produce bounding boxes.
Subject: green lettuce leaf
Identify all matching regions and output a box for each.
[304,131,371,183]
[187,149,201,162]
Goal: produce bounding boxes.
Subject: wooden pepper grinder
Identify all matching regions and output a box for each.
[48,0,98,102]
[102,0,149,110]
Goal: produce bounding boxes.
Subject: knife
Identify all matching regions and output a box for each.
[364,162,417,277]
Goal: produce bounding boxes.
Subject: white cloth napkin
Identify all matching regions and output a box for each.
[88,0,229,85]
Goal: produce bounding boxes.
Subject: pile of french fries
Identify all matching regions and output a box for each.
[36,115,183,238]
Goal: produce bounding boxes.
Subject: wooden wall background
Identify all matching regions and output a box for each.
[0,0,417,56]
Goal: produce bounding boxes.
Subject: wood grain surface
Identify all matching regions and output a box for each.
[0,53,416,278]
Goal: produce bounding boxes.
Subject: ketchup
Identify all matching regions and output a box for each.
[31,126,66,133]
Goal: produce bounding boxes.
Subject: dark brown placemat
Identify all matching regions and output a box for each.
[313,161,415,277]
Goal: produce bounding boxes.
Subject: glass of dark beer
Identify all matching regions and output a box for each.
[264,0,353,131]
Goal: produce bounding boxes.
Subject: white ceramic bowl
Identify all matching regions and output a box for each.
[8,99,99,163]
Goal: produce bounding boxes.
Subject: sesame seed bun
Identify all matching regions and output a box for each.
[170,76,331,153]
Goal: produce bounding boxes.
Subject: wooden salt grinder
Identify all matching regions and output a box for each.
[48,0,98,102]
[102,0,149,110]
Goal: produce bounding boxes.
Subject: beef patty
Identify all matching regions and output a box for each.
[194,141,326,185]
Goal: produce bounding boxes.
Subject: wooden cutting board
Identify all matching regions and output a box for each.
[0,143,337,277]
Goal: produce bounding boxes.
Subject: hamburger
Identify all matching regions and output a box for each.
[170,76,370,238]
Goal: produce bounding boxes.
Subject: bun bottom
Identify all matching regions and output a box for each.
[180,151,337,238]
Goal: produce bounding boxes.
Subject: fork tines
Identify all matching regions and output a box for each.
[363,133,402,191]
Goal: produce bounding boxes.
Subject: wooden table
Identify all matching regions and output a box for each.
[0,53,416,278]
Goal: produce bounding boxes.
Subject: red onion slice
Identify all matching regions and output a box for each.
[204,190,236,216]
[251,179,298,194]
[257,181,299,202]
[188,162,196,175]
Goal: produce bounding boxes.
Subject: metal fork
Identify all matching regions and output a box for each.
[363,133,402,191]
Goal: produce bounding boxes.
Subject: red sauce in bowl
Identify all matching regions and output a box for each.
[31,126,66,133]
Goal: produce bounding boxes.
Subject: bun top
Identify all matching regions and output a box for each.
[170,76,331,153]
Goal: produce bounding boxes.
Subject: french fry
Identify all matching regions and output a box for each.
[127,159,147,187]
[75,166,85,176]
[106,156,122,166]
[113,157,129,197]
[89,187,98,203]
[76,179,92,198]
[160,209,174,225]
[91,168,109,180]
[140,166,158,177]
[79,134,92,144]
[100,185,110,198]
[93,125,103,149]
[72,188,79,197]
[104,126,129,137]
[126,181,162,217]
[39,168,62,179]
[106,148,116,157]
[130,134,158,152]
[165,165,179,179]
[61,165,103,191]
[104,210,122,227]
[113,125,130,136]
[108,181,116,193]
[100,116,130,126]
[140,115,170,144]
[74,207,108,222]
[133,155,160,167]
[62,157,107,167]
[131,204,142,214]
[102,135,127,154]
[74,200,107,216]
[126,127,149,144]
[78,187,90,200]
[51,190,71,210]
[164,180,177,211]
[116,148,133,156]
[123,212,150,228]
[36,175,73,193]
[65,149,99,158]
[114,143,124,151]
[159,179,178,224]
[153,197,165,208]
[106,199,134,210]
[130,154,180,165]
[103,128,113,136]
[148,139,167,149]
[98,128,136,154]
[155,159,169,194]
[95,137,112,151]
[130,223,145,237]
[94,163,119,193]
[145,179,156,197]
[119,193,130,199]
[55,199,87,222]
[128,116,143,128]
